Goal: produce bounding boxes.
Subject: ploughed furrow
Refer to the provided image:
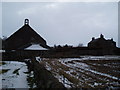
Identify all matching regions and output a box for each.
[67,63,109,82]
[42,59,120,88]
[87,63,120,79]
[43,60,93,88]
[60,61,111,87]
[66,61,120,82]
[62,61,104,81]
[76,60,120,79]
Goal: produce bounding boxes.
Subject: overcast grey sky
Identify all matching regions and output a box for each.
[1,2,118,47]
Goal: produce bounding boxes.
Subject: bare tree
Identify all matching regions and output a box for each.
[78,43,83,47]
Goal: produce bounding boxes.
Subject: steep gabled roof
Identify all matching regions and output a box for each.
[5,19,49,50]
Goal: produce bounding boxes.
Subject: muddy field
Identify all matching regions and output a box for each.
[41,56,120,89]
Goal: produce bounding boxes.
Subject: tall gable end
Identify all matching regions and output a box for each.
[5,19,49,50]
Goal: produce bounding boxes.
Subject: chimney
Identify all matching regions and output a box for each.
[92,37,95,41]
[100,34,104,38]
[111,38,113,41]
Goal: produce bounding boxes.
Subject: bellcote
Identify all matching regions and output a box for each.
[24,19,29,25]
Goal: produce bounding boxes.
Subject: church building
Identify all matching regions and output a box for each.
[4,19,49,51]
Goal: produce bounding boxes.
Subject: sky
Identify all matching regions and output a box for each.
[0,0,119,47]
[1,0,119,2]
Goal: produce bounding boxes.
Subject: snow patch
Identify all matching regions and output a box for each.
[24,44,48,50]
